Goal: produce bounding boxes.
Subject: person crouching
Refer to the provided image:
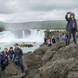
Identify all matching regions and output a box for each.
[8,47,15,62]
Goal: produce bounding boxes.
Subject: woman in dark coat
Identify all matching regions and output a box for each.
[65,12,77,48]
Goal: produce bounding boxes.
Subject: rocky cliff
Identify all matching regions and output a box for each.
[0,41,78,78]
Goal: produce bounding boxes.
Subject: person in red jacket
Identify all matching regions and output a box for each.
[1,48,8,71]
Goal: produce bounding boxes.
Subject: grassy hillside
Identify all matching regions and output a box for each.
[6,20,67,29]
[0,22,5,32]
[1,20,78,30]
[39,20,66,29]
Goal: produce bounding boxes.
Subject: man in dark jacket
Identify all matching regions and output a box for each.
[14,43,25,73]
[65,12,77,48]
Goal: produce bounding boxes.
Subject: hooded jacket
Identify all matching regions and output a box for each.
[65,14,77,32]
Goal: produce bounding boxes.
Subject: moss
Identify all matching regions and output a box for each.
[19,43,33,47]
[0,27,5,32]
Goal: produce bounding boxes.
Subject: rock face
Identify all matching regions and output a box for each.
[0,41,78,78]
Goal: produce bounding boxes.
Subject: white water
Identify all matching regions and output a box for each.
[0,29,45,52]
[0,29,44,43]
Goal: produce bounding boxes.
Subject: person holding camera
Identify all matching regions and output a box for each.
[65,12,77,48]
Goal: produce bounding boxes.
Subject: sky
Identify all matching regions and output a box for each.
[0,0,78,23]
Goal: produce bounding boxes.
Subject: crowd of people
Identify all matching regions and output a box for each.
[44,12,78,48]
[0,43,25,74]
[44,31,69,46]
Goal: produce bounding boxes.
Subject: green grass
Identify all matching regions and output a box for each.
[0,20,78,30]
[0,27,5,32]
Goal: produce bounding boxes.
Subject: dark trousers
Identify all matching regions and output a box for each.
[67,31,76,45]
[66,39,68,46]
[15,58,25,73]
[1,60,8,71]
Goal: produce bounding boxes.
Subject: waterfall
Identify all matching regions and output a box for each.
[22,30,26,38]
[0,29,45,43]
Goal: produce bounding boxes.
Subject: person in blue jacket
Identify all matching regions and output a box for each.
[65,12,77,48]
[8,47,15,61]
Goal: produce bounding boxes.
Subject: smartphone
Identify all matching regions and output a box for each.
[67,14,70,18]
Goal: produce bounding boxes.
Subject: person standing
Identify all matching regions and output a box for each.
[65,12,77,48]
[14,43,25,73]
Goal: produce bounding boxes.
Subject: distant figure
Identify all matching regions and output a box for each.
[0,48,2,53]
[56,36,59,41]
[65,12,77,48]
[52,36,56,44]
[76,32,78,40]
[8,47,15,61]
[61,32,65,40]
[47,39,52,46]
[0,48,2,64]
[44,37,47,44]
[59,32,62,39]
[65,32,69,46]
[14,43,25,73]
[0,48,8,71]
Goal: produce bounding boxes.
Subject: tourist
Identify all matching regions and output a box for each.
[44,37,47,44]
[65,32,69,46]
[59,32,62,40]
[76,32,78,41]
[14,43,25,73]
[8,47,15,61]
[65,12,77,48]
[0,48,2,53]
[61,32,64,40]
[52,36,56,44]
[47,39,52,46]
[0,48,9,71]
[0,48,2,64]
[56,35,59,41]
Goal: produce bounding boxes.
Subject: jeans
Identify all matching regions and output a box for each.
[15,58,25,73]
[67,31,76,45]
[1,59,8,71]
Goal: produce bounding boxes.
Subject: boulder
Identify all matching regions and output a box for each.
[42,51,56,64]
[34,44,49,57]
[23,52,42,69]
[0,63,24,78]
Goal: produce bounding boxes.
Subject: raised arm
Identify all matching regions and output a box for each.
[65,12,71,22]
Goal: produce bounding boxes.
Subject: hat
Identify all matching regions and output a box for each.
[10,47,13,49]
